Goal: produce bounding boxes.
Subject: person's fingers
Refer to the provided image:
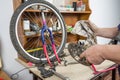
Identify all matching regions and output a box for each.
[87,21,94,26]
[89,21,97,28]
[79,52,92,66]
[85,20,89,22]
[80,52,86,59]
[86,57,95,64]
[85,21,93,28]
[86,20,90,23]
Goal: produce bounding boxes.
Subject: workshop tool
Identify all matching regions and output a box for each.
[41,10,61,67]
[38,66,70,80]
[64,60,78,66]
[50,69,71,80]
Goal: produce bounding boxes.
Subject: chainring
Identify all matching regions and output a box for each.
[68,43,91,66]
[68,20,97,66]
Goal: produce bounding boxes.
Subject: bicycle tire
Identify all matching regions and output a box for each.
[10,0,67,64]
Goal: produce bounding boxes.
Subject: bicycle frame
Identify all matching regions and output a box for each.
[41,10,61,67]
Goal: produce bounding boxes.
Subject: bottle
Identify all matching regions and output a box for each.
[72,2,77,11]
[22,0,28,3]
[77,0,86,11]
[23,18,30,35]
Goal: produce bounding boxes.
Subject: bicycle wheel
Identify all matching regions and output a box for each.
[10,0,67,64]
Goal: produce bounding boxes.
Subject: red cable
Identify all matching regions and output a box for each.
[91,64,97,73]
[52,44,61,63]
[91,64,117,74]
[43,45,52,67]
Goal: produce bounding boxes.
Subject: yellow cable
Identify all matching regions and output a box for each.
[26,48,43,53]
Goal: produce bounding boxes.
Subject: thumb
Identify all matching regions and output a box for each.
[80,52,86,59]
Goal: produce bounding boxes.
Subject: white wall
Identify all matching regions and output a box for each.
[0,0,33,80]
[89,0,120,44]
[0,0,119,80]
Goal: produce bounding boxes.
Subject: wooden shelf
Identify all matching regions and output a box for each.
[25,9,91,14]
[61,11,91,14]
[25,34,40,38]
[24,31,62,38]
[25,9,51,13]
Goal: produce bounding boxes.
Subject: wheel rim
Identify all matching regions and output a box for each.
[14,1,66,61]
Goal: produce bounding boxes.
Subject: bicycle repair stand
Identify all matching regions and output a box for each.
[36,62,71,80]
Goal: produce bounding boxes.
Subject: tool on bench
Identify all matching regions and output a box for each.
[38,66,70,80]
[50,69,71,80]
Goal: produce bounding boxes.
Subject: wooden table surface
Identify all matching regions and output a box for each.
[16,57,115,80]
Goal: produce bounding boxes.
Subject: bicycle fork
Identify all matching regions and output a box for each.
[41,10,61,67]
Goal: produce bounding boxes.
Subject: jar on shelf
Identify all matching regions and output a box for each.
[77,0,86,11]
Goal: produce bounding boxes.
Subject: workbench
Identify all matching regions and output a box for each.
[16,52,117,80]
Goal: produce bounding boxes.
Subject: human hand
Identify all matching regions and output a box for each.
[85,20,99,34]
[80,44,105,65]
